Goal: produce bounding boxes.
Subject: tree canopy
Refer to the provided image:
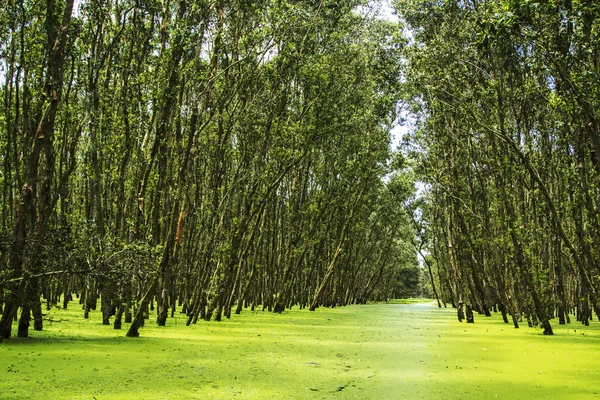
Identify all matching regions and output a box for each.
[397,0,600,334]
[3,0,596,341]
[0,0,419,340]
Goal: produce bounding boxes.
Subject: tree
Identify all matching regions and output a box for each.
[396,0,600,334]
[0,0,416,340]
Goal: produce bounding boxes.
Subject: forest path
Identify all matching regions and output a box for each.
[0,301,599,399]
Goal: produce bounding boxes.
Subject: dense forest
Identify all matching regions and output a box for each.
[0,0,423,340]
[1,0,598,341]
[399,0,600,334]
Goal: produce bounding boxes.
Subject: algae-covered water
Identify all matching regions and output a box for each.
[1,301,599,399]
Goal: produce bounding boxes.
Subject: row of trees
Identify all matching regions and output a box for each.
[0,0,420,340]
[398,0,600,334]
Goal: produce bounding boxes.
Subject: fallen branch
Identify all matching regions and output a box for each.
[3,269,91,284]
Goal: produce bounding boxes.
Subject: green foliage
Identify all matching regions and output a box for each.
[397,0,600,331]
[0,0,417,338]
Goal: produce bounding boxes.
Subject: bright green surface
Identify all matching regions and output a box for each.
[1,301,599,399]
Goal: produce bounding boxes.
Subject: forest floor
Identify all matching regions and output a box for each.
[1,300,599,399]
